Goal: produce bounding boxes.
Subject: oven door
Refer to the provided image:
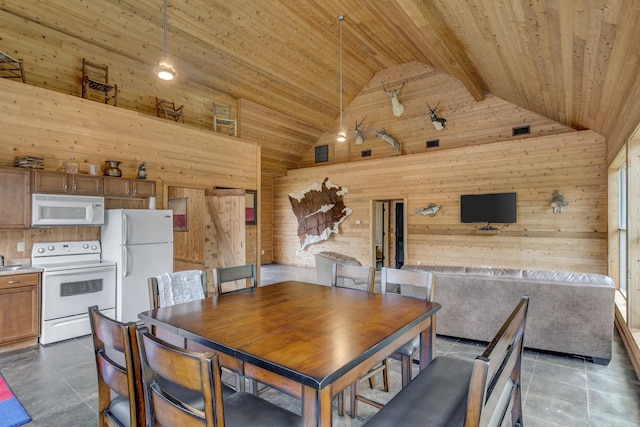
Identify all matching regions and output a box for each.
[42,265,116,321]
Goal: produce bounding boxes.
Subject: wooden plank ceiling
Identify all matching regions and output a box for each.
[1,0,639,170]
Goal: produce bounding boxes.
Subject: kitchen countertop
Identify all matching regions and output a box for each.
[0,265,43,277]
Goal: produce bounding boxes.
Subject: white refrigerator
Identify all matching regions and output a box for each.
[101,209,173,322]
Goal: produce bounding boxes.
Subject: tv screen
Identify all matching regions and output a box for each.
[460,192,517,224]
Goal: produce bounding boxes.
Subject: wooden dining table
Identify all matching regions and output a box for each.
[138,280,441,427]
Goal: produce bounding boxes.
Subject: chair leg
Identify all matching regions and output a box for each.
[381,359,390,392]
[368,376,376,389]
[400,354,412,388]
[337,390,345,416]
[349,382,357,419]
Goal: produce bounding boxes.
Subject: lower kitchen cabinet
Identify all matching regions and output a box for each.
[0,273,40,350]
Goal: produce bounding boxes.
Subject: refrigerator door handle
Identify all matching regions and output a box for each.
[122,213,128,245]
[123,246,129,277]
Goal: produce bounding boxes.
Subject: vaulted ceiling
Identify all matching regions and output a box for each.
[2,0,639,165]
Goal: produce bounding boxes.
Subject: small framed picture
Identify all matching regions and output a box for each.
[246,190,257,225]
[168,198,188,231]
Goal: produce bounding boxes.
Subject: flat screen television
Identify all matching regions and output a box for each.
[460,192,517,226]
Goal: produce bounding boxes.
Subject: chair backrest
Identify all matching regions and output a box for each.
[213,264,257,295]
[137,329,225,427]
[380,267,434,301]
[331,263,375,293]
[148,270,208,309]
[213,102,232,120]
[465,296,530,427]
[89,305,145,427]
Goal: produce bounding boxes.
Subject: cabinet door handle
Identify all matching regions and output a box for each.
[7,280,21,284]
[74,183,77,191]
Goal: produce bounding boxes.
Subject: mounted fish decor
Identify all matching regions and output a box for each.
[416,203,440,217]
[427,101,447,131]
[376,128,401,153]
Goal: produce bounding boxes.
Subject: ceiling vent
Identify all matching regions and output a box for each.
[426,139,439,148]
[512,125,531,136]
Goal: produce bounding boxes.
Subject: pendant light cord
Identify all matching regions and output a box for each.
[338,15,344,138]
[163,0,168,58]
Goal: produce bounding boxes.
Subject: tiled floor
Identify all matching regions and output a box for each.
[1,264,639,426]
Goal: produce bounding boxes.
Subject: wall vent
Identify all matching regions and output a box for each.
[426,139,440,148]
[315,145,329,163]
[512,125,531,136]
[361,149,372,157]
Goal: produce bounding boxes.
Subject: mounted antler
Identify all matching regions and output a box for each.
[382,80,405,117]
[427,101,447,130]
[354,116,367,145]
[376,128,401,153]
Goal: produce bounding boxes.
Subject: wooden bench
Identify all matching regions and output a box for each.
[365,296,530,427]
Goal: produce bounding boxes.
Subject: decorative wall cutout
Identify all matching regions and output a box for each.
[288,177,352,249]
[551,190,569,213]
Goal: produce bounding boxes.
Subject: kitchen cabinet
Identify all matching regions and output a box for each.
[32,170,103,196]
[0,273,40,349]
[0,167,31,228]
[104,177,155,198]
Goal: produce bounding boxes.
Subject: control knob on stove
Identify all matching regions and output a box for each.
[47,245,55,251]
[91,245,98,251]
[83,244,89,249]
[37,247,45,254]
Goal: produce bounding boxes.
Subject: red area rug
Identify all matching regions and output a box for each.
[0,373,30,427]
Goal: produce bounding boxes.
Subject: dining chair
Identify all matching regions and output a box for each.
[212,263,257,295]
[89,305,145,427]
[148,270,208,309]
[330,262,375,292]
[347,267,435,418]
[382,267,435,387]
[137,329,301,427]
[330,262,382,416]
[148,270,245,392]
[212,263,262,394]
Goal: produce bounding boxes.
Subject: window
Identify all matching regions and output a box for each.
[619,164,627,297]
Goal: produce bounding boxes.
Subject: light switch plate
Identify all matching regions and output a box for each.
[17,242,25,252]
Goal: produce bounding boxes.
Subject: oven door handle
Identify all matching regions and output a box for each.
[42,265,116,276]
[123,246,129,277]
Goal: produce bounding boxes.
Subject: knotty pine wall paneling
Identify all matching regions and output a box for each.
[274,130,608,274]
[0,78,259,265]
[299,62,575,167]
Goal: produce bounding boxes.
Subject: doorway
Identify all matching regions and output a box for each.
[371,199,405,270]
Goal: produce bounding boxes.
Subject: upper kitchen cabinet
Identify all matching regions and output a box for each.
[104,177,155,198]
[0,167,31,228]
[32,170,103,196]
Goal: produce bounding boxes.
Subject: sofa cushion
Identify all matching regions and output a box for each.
[523,269,615,286]
[464,266,523,278]
[316,251,361,266]
[402,265,465,275]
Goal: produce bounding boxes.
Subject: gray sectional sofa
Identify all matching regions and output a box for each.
[402,264,615,364]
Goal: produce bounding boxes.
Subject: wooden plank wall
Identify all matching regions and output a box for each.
[260,177,274,264]
[274,130,608,274]
[239,99,326,177]
[299,62,575,166]
[0,78,259,262]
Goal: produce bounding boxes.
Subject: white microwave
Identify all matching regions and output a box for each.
[32,193,105,227]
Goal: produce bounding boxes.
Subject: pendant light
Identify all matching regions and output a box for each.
[155,0,176,80]
[336,15,346,142]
